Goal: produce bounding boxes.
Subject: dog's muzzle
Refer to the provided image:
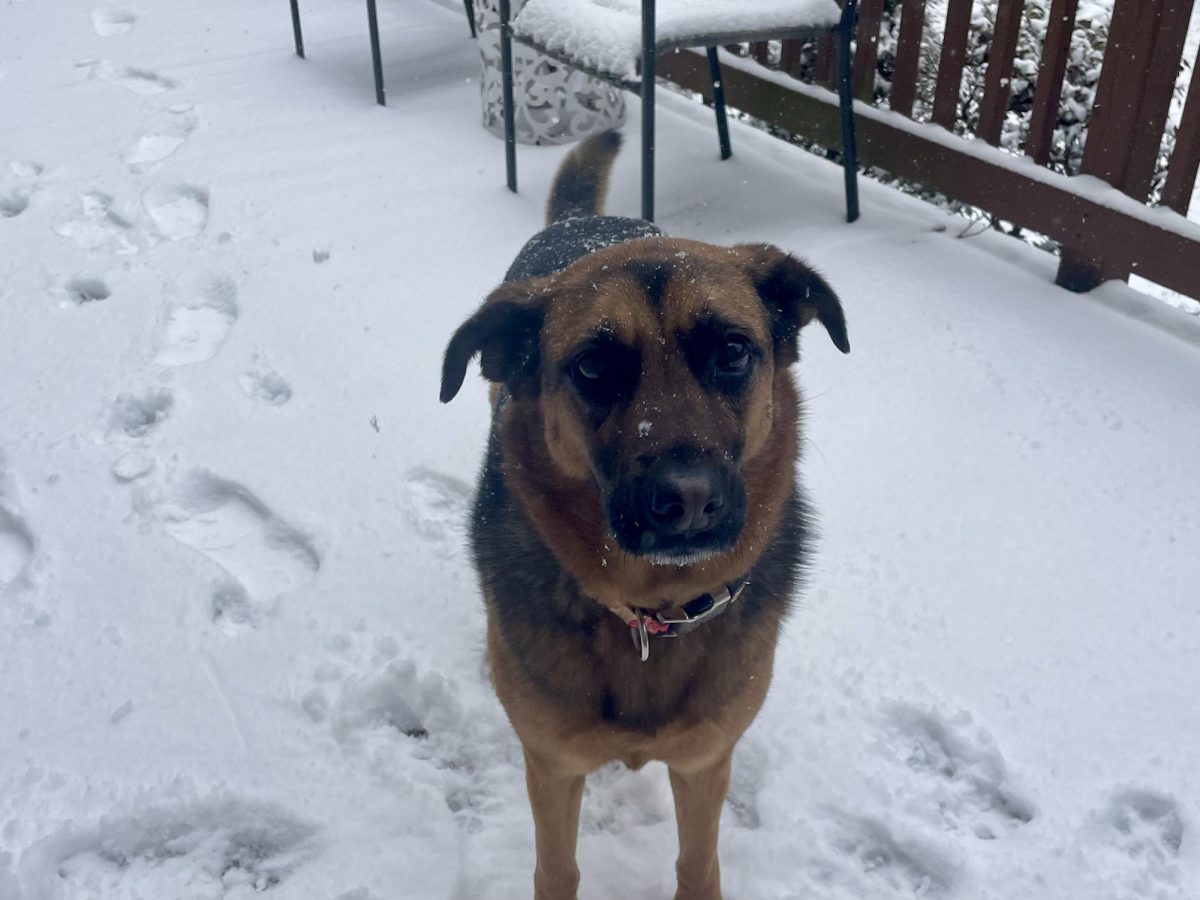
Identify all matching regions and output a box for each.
[606,448,746,563]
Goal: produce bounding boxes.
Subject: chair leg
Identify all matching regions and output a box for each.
[367,0,385,106]
[706,47,731,160]
[640,0,656,221]
[500,0,517,192]
[836,0,860,222]
[464,0,477,38]
[290,0,305,58]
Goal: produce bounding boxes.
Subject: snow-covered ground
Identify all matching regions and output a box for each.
[2,1,1200,898]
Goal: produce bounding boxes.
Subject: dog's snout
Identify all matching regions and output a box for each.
[644,461,728,536]
[607,446,746,560]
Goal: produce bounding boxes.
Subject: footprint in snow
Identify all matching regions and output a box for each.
[823,811,959,897]
[123,113,197,172]
[142,183,208,241]
[0,500,36,596]
[317,650,508,831]
[124,133,186,170]
[239,359,292,406]
[54,191,138,253]
[155,277,238,366]
[91,7,137,36]
[0,458,36,595]
[1098,789,1186,869]
[63,276,111,305]
[92,60,176,94]
[2,161,46,218]
[400,467,472,555]
[112,451,156,483]
[1076,789,1191,898]
[18,797,318,899]
[108,387,174,440]
[329,658,453,743]
[209,576,258,633]
[157,469,319,608]
[877,703,1035,840]
[0,188,30,218]
[10,160,45,178]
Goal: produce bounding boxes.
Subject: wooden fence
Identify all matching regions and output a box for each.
[656,0,1200,299]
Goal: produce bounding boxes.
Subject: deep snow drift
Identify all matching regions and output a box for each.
[1,1,1199,898]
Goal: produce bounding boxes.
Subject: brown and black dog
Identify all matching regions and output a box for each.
[441,132,848,900]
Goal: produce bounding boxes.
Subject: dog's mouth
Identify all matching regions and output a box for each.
[631,525,736,565]
[644,546,723,567]
[610,525,740,566]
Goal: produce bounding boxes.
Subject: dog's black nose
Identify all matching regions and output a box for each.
[644,461,728,536]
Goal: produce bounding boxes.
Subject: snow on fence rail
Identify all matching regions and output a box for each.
[656,0,1200,300]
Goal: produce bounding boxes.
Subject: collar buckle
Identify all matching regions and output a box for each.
[626,577,749,661]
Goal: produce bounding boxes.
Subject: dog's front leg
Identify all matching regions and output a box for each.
[668,749,733,900]
[524,749,586,900]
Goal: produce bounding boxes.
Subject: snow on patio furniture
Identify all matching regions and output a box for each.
[497,0,861,221]
[288,0,477,106]
[477,0,627,146]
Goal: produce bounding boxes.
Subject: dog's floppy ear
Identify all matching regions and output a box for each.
[736,244,849,364]
[440,281,550,403]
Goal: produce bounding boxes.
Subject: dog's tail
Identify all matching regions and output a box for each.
[545,130,622,226]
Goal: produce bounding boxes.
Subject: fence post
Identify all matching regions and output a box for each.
[889,0,927,117]
[1121,0,1194,203]
[1055,0,1192,291]
[1162,51,1200,215]
[931,0,974,129]
[977,0,1026,145]
[853,0,886,101]
[1026,0,1079,165]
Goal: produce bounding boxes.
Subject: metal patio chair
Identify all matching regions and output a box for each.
[289,0,477,106]
[497,0,860,222]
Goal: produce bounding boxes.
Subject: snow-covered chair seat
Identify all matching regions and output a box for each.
[497,0,860,223]
[512,0,843,84]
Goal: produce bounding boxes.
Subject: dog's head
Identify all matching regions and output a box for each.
[441,238,847,568]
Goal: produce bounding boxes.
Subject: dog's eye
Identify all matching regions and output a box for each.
[575,352,605,381]
[716,338,751,375]
[567,338,639,415]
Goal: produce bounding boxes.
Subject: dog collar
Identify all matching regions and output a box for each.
[612,576,749,663]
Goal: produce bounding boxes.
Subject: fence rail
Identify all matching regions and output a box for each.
[658,0,1200,299]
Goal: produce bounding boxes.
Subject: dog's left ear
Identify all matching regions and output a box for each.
[440,280,550,403]
[736,244,849,364]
